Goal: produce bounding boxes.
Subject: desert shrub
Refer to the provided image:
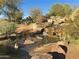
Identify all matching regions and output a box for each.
[0,20,17,35]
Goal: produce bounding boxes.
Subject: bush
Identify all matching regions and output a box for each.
[0,20,17,35]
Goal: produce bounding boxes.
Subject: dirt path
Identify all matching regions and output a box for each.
[66,44,79,59]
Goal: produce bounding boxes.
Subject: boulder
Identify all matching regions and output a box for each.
[31,53,52,59]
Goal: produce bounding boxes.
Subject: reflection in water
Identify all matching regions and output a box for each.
[0,57,18,59]
[0,46,31,59]
[17,47,31,59]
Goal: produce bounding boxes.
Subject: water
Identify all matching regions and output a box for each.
[0,41,41,59]
[0,46,31,59]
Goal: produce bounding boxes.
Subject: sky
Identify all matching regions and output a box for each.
[0,0,79,18]
[20,0,79,18]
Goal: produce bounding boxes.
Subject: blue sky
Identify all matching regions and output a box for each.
[20,0,79,18]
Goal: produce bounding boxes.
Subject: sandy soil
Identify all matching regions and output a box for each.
[66,44,79,59]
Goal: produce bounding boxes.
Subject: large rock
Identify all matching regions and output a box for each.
[31,53,52,59]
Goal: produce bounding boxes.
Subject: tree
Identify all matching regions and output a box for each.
[8,9,23,23]
[70,8,79,21]
[69,8,79,30]
[48,4,64,17]
[0,0,22,22]
[64,8,79,40]
[48,4,72,17]
[29,8,42,22]
[63,4,72,17]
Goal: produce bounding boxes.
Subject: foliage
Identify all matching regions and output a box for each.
[63,4,72,16]
[29,8,42,22]
[0,0,22,22]
[49,4,64,16]
[63,20,79,40]
[63,8,79,39]
[0,20,17,35]
[8,9,23,23]
[25,16,33,24]
[48,4,72,17]
[70,8,79,21]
